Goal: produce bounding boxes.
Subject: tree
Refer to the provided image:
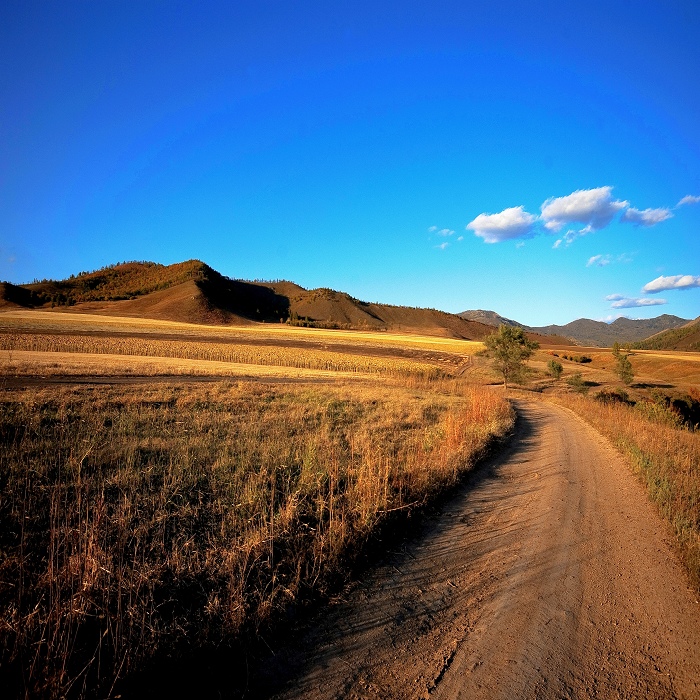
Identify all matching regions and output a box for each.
[483,325,539,389]
[612,342,634,385]
[547,358,563,379]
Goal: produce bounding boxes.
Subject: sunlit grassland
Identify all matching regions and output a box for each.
[552,392,700,590]
[0,358,511,698]
[529,347,700,392]
[0,310,484,356]
[0,350,380,380]
[0,333,446,379]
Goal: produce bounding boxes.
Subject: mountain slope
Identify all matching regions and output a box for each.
[633,317,700,351]
[458,310,520,327]
[529,314,690,347]
[1,261,497,339]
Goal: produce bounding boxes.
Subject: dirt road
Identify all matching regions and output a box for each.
[256,400,700,700]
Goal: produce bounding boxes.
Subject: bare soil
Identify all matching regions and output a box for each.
[249,399,700,700]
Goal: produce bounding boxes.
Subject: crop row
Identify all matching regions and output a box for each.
[0,333,444,379]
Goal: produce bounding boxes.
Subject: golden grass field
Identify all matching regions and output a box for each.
[1,309,698,699]
[0,311,503,699]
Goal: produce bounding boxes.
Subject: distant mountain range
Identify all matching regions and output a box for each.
[458,309,691,347]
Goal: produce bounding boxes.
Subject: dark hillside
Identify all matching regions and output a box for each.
[0,282,42,309]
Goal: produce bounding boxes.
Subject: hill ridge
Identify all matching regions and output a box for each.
[458,307,691,347]
[0,260,500,341]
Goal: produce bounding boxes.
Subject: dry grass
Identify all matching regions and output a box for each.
[0,310,483,356]
[0,378,512,698]
[552,392,700,590]
[0,333,445,379]
[0,350,377,380]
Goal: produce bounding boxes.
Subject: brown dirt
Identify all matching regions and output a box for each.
[251,399,700,700]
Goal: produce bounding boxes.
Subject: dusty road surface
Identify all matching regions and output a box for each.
[255,399,700,700]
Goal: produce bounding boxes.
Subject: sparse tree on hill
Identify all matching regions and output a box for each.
[547,358,563,380]
[484,325,539,389]
[612,342,634,385]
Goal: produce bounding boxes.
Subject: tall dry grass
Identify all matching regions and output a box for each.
[553,392,700,589]
[0,379,512,698]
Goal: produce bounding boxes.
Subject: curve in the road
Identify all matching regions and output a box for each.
[255,399,700,700]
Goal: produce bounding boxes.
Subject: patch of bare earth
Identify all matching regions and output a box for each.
[252,400,700,700]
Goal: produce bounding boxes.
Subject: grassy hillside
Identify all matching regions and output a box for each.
[633,317,700,351]
[2,261,498,339]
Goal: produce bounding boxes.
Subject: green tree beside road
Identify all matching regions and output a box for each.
[484,325,539,389]
[612,342,634,385]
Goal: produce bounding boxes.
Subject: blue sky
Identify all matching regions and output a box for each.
[1,1,698,325]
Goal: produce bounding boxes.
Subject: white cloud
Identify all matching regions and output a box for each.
[437,228,455,236]
[428,225,438,232]
[620,207,672,227]
[587,254,611,267]
[678,195,700,206]
[457,235,464,241]
[435,242,449,250]
[608,296,667,309]
[643,274,700,293]
[541,186,628,232]
[605,294,625,301]
[466,206,537,244]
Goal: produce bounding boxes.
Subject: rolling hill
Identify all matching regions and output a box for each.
[633,316,700,351]
[0,260,502,340]
[457,310,520,327]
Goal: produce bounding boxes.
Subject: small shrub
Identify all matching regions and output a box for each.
[547,359,563,379]
[595,388,631,405]
[566,372,589,394]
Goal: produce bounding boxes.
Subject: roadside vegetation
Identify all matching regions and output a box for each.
[482,325,539,388]
[0,377,512,698]
[553,389,700,590]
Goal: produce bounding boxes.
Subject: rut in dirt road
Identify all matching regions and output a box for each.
[255,400,700,700]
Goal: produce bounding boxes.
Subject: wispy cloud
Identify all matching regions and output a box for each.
[553,228,588,248]
[643,274,700,293]
[587,252,633,267]
[466,206,537,243]
[435,242,449,250]
[605,294,667,309]
[428,225,438,232]
[437,228,455,236]
[541,186,628,232]
[620,207,672,227]
[678,195,700,206]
